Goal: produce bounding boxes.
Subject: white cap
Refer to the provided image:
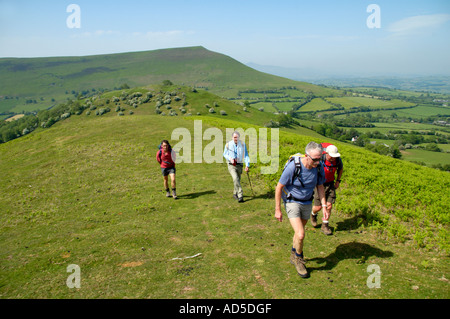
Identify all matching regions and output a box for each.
[326,145,341,157]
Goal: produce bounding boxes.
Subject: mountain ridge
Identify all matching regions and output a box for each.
[1,46,325,114]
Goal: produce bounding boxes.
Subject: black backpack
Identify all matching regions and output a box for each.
[282,153,323,187]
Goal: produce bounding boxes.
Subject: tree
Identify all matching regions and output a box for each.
[277,114,296,128]
[390,146,402,159]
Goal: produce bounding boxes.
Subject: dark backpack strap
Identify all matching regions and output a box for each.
[337,156,343,170]
[158,149,162,162]
[317,162,324,183]
[292,156,305,187]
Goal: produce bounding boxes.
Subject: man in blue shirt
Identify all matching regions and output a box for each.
[223,131,250,203]
[274,142,328,278]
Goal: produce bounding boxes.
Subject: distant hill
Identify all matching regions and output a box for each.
[0,46,330,114]
[247,63,450,94]
[308,76,450,95]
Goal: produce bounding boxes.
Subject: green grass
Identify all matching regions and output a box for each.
[366,139,395,146]
[298,98,332,112]
[438,144,450,152]
[273,102,297,112]
[356,122,447,133]
[344,86,449,99]
[394,105,450,118]
[92,84,277,127]
[362,139,450,166]
[1,108,448,299]
[332,107,450,125]
[333,105,450,123]
[251,102,279,113]
[401,148,450,166]
[326,97,415,109]
[283,89,311,98]
[2,45,450,300]
[239,92,283,99]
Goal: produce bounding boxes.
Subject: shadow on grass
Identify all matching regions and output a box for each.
[307,242,394,273]
[242,189,274,202]
[176,190,216,199]
[335,215,361,231]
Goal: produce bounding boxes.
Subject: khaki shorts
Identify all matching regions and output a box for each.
[284,202,312,220]
[314,182,336,205]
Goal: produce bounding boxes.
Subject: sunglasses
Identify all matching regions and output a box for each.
[307,154,321,162]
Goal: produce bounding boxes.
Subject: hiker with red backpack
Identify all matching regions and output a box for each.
[311,143,343,235]
[274,142,328,278]
[156,140,177,199]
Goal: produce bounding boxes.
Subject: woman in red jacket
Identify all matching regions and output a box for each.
[156,140,177,199]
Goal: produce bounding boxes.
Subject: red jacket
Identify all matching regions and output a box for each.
[156,150,175,168]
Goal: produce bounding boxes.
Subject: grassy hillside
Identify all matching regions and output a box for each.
[2,45,447,171]
[0,46,325,114]
[1,102,449,298]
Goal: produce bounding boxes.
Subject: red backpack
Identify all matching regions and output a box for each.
[320,143,343,181]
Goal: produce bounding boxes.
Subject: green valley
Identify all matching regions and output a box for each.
[2,46,448,172]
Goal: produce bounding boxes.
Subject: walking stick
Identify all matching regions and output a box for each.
[246,171,255,197]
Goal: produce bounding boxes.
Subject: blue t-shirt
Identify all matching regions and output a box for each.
[279,159,326,204]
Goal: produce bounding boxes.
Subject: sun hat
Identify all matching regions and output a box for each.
[326,145,341,157]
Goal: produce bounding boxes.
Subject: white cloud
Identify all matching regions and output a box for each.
[71,30,122,38]
[387,14,450,36]
[93,30,121,36]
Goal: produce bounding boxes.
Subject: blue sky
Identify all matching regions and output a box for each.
[0,0,449,76]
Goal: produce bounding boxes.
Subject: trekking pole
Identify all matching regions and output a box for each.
[246,171,255,197]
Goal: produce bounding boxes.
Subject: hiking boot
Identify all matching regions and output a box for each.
[290,254,309,278]
[321,222,332,235]
[290,250,296,265]
[172,189,177,199]
[311,213,318,227]
[238,197,244,203]
[165,189,171,197]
